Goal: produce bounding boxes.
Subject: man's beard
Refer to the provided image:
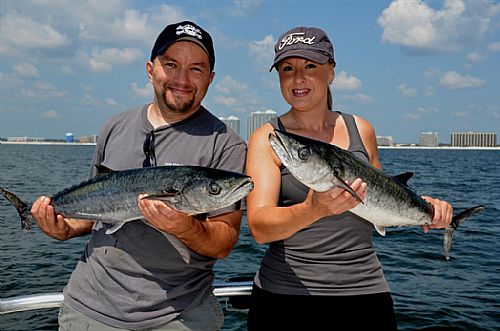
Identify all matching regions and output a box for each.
[162,92,195,114]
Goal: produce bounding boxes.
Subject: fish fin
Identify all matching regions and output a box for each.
[161,232,191,264]
[332,173,364,204]
[95,164,114,176]
[142,189,180,200]
[142,190,181,209]
[0,186,32,231]
[443,205,485,260]
[374,225,386,236]
[105,222,126,234]
[393,172,414,186]
[443,227,456,261]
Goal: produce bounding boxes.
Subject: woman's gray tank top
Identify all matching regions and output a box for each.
[254,112,389,296]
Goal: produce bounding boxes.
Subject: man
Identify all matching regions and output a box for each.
[31,20,247,330]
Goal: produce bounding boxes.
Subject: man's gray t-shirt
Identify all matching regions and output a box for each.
[64,105,247,329]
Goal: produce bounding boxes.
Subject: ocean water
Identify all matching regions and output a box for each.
[1,144,499,330]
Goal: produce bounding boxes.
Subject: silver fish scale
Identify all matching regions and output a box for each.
[336,153,432,228]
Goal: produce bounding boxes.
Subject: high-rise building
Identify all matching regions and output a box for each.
[247,109,277,139]
[79,135,98,144]
[451,132,497,147]
[7,136,44,142]
[420,132,438,147]
[376,135,394,146]
[219,116,240,136]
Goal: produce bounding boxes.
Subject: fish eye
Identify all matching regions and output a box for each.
[208,182,222,195]
[298,147,311,160]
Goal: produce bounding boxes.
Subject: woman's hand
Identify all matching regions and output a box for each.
[421,196,453,233]
[307,178,368,219]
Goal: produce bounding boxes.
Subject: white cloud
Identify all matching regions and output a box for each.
[229,0,262,17]
[425,67,440,78]
[0,11,70,56]
[212,75,264,112]
[87,47,143,72]
[333,71,362,92]
[452,110,472,118]
[403,107,438,121]
[466,52,484,63]
[425,86,435,97]
[440,71,485,90]
[378,0,500,53]
[338,93,373,103]
[249,35,275,69]
[0,3,185,61]
[131,82,152,98]
[487,41,500,52]
[403,113,421,121]
[398,83,417,97]
[215,76,249,94]
[417,106,439,113]
[79,4,185,45]
[20,81,67,99]
[213,95,239,107]
[13,63,39,78]
[42,110,59,119]
[82,94,118,107]
[60,66,76,75]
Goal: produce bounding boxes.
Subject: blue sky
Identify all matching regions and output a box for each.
[1,0,499,143]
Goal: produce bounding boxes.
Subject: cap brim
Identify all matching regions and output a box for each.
[269,50,330,72]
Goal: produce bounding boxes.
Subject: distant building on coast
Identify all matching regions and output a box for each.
[219,116,240,136]
[79,135,98,144]
[450,132,497,147]
[65,132,74,143]
[247,109,277,139]
[420,132,438,147]
[7,136,45,142]
[376,135,394,146]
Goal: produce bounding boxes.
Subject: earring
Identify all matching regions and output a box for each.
[328,80,333,85]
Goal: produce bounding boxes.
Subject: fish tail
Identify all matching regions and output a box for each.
[0,186,32,231]
[443,205,485,260]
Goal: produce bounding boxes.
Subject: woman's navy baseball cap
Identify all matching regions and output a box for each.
[270,26,335,72]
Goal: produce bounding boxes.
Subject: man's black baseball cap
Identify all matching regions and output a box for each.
[150,20,215,71]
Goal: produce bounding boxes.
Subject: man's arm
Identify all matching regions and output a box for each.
[138,195,242,259]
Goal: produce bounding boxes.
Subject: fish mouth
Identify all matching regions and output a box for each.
[229,177,254,197]
[268,131,293,166]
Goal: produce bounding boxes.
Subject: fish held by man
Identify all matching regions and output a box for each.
[0,165,254,263]
[268,129,484,260]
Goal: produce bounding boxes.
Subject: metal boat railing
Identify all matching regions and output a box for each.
[1,279,254,315]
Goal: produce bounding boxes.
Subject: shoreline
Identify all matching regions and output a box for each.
[2,141,499,150]
[378,145,500,150]
[1,141,96,146]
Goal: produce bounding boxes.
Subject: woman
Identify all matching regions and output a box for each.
[245,26,452,330]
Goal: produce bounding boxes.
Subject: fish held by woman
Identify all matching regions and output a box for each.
[268,129,484,260]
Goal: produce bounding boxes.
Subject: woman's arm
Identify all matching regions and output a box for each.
[246,123,366,244]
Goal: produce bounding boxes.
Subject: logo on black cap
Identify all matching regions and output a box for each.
[176,24,203,40]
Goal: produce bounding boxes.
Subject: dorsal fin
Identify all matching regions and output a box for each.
[95,164,114,176]
[393,172,414,186]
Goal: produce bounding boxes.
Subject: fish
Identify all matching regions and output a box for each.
[0,165,254,263]
[268,129,484,260]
